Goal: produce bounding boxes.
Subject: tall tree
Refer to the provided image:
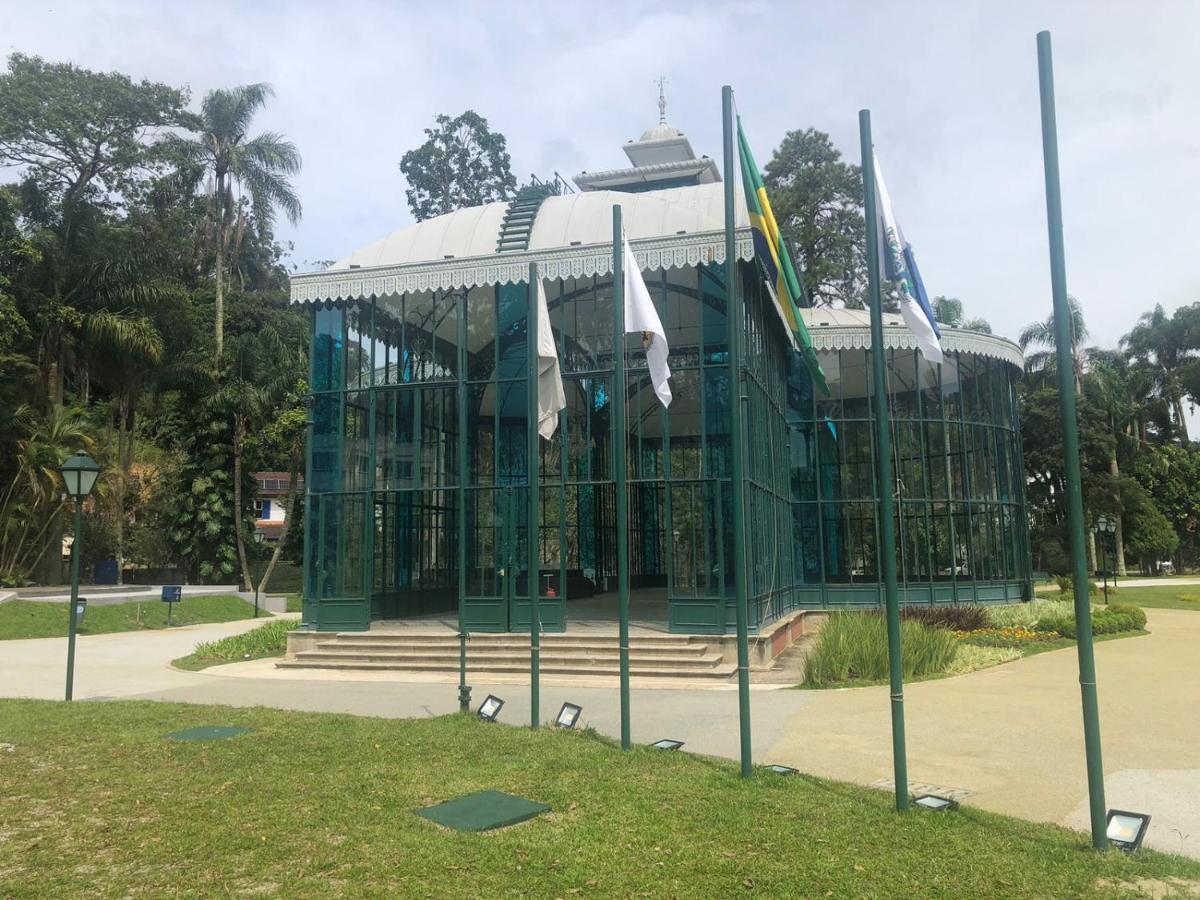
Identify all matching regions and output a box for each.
[168,83,301,362]
[763,128,864,308]
[1121,302,1196,442]
[1018,296,1089,392]
[0,54,188,402]
[399,110,516,221]
[932,296,992,333]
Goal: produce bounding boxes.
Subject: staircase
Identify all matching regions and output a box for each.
[495,180,560,253]
[277,632,738,681]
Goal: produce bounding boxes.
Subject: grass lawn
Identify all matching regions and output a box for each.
[285,593,302,613]
[1,701,1197,898]
[173,618,300,670]
[0,594,267,640]
[1093,585,1200,611]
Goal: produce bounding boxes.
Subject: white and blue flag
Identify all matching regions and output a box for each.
[873,154,944,365]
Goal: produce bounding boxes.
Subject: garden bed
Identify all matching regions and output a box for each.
[801,601,1147,688]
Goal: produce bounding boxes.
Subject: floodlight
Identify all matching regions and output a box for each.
[477,694,504,722]
[766,764,797,776]
[555,702,582,729]
[650,739,684,751]
[913,794,957,811]
[1106,809,1151,852]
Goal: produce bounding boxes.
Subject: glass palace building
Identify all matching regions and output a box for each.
[291,119,1031,634]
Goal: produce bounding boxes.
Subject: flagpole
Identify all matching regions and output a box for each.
[612,205,632,751]
[1036,30,1107,850]
[859,109,909,811]
[723,84,753,779]
[457,286,470,712]
[528,261,541,730]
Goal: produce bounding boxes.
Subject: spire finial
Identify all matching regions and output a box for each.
[655,76,668,124]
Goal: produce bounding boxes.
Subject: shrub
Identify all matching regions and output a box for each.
[1055,575,1072,594]
[803,612,959,687]
[1033,603,1146,639]
[188,619,300,663]
[900,605,989,632]
[987,599,1074,630]
[945,644,1021,676]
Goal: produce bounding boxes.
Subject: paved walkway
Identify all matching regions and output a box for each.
[2,608,1197,858]
[766,608,1200,859]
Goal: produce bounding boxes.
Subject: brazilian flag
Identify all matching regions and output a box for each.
[737,117,828,394]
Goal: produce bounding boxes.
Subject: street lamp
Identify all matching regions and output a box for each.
[58,451,100,702]
[252,530,267,618]
[1094,515,1117,604]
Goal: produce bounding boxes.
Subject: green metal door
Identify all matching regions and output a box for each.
[461,486,565,633]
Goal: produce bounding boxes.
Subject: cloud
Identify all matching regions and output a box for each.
[4,0,1198,348]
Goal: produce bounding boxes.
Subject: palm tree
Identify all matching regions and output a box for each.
[0,405,94,582]
[1121,303,1194,442]
[171,84,301,362]
[209,327,305,591]
[87,310,166,583]
[1018,296,1089,393]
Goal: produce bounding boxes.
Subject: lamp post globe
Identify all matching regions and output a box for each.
[59,451,101,499]
[58,450,101,701]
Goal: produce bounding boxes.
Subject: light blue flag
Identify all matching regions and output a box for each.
[873,153,944,364]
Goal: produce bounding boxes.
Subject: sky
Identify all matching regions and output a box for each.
[3,0,1199,350]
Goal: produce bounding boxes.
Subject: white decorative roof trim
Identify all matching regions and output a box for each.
[810,324,1024,369]
[290,228,755,303]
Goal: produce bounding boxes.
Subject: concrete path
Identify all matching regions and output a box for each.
[0,616,291,699]
[2,608,1197,858]
[12,584,242,605]
[766,608,1200,859]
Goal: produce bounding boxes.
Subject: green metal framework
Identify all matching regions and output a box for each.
[300,260,1032,633]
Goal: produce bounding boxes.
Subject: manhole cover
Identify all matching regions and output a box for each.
[415,790,550,832]
[166,726,253,742]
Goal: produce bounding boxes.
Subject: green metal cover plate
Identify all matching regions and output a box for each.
[166,726,253,742]
[415,790,550,832]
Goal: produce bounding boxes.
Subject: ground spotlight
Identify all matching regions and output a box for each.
[1106,809,1151,852]
[555,702,582,729]
[477,694,504,722]
[912,794,957,811]
[766,764,797,776]
[650,739,684,751]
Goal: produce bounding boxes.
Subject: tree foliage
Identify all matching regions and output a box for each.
[399,110,516,221]
[763,128,864,308]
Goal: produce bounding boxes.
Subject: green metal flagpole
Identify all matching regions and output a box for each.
[528,262,542,730]
[457,288,470,712]
[612,205,632,751]
[722,85,753,779]
[1036,30,1108,850]
[859,109,909,811]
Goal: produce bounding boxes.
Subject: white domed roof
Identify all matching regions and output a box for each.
[329,182,745,272]
[639,122,685,142]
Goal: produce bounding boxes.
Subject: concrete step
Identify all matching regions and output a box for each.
[320,637,705,653]
[291,649,727,668]
[276,658,737,679]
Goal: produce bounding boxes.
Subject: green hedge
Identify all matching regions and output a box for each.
[1035,603,1146,639]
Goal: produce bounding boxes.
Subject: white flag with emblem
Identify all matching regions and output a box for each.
[536,279,566,438]
[623,237,672,407]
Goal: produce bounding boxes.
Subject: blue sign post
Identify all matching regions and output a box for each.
[162,585,182,626]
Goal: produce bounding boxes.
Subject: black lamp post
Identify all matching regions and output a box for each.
[58,450,101,701]
[1094,515,1117,604]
